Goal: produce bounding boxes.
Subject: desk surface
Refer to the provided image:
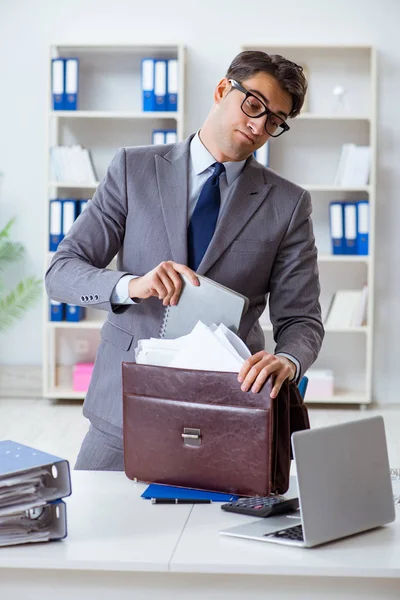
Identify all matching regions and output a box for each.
[1,471,400,579]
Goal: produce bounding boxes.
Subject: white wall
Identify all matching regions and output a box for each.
[0,0,399,404]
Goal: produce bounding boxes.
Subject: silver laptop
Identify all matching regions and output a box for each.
[220,416,395,548]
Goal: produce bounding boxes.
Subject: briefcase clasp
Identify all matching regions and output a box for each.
[182,428,201,447]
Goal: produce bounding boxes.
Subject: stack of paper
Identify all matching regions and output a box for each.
[334,144,371,186]
[136,320,251,372]
[0,441,71,546]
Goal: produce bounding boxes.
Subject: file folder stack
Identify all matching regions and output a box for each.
[141,58,179,112]
[329,201,369,255]
[0,441,71,547]
[51,58,79,110]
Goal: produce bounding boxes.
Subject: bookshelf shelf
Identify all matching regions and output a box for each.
[47,321,103,330]
[44,43,186,401]
[50,110,180,120]
[48,181,99,189]
[245,44,377,406]
[261,325,369,334]
[318,254,369,263]
[301,185,371,193]
[298,113,370,121]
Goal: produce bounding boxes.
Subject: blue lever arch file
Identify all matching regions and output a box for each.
[0,440,71,515]
[141,58,155,111]
[356,200,369,255]
[51,58,65,110]
[64,58,79,110]
[154,59,167,111]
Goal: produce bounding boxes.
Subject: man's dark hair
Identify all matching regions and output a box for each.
[226,51,308,118]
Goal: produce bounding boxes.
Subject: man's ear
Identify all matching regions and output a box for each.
[214,77,231,105]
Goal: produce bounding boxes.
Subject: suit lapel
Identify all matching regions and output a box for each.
[198,158,274,275]
[155,139,192,265]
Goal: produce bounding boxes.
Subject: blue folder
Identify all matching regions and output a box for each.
[141,483,239,502]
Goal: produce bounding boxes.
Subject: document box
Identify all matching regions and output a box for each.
[122,363,309,497]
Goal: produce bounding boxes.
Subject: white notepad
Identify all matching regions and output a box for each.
[159,274,249,339]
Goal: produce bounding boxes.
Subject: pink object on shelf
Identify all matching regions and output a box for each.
[73,362,94,392]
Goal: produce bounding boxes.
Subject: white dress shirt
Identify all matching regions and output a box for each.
[110,133,299,379]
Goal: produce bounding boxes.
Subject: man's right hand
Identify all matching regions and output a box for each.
[128,261,199,306]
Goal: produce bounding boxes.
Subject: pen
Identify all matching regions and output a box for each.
[151,498,212,504]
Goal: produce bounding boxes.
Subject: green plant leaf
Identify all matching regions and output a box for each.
[0,277,42,332]
[0,240,25,268]
[0,218,16,241]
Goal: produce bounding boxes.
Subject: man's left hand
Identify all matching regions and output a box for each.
[238,352,296,398]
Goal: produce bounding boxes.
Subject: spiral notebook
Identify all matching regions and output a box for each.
[159,274,249,339]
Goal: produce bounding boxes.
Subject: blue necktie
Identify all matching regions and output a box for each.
[188,162,225,271]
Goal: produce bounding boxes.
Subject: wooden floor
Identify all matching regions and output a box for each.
[1,397,400,471]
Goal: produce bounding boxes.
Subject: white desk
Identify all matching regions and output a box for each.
[1,471,400,600]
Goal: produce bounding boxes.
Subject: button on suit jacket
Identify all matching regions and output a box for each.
[45,135,324,437]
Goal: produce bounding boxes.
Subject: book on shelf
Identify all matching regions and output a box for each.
[50,145,97,183]
[334,144,371,186]
[324,286,368,328]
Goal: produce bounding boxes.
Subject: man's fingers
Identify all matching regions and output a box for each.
[238,351,272,382]
[172,262,200,286]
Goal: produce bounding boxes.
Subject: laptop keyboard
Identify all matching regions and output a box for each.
[270,524,304,541]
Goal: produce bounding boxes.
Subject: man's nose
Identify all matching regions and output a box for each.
[247,115,267,136]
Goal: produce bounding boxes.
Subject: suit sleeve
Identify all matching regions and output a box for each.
[45,148,133,314]
[268,189,324,378]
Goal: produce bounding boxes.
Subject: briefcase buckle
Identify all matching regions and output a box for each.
[182,428,201,447]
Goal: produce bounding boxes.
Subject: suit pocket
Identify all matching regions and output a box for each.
[101,320,134,351]
[229,239,272,253]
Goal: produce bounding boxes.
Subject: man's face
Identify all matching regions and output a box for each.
[213,72,293,162]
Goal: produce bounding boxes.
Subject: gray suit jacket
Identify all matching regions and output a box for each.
[45,135,324,436]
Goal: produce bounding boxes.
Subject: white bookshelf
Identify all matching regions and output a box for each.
[243,44,377,407]
[43,43,186,400]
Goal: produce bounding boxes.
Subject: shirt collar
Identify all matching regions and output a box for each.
[190,131,246,186]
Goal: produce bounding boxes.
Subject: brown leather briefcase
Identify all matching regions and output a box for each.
[122,363,309,497]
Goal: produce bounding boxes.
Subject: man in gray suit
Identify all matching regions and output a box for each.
[45,51,324,470]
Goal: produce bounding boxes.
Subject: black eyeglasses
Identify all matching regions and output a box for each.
[229,79,290,138]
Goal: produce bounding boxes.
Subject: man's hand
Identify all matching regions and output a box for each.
[128,261,199,306]
[238,352,296,398]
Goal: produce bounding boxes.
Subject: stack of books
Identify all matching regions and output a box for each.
[0,441,71,547]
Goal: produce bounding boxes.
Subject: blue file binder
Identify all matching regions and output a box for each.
[51,58,65,110]
[141,483,238,502]
[167,58,178,111]
[356,200,369,255]
[62,199,78,237]
[165,130,177,144]
[0,499,68,547]
[65,304,85,322]
[50,299,65,322]
[0,441,71,510]
[152,129,166,145]
[154,60,167,111]
[49,199,63,251]
[329,201,345,255]
[64,58,79,110]
[79,199,89,214]
[141,58,155,111]
[344,202,357,254]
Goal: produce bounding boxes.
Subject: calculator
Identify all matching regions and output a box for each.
[221,495,299,518]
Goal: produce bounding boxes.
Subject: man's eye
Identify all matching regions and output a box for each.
[246,98,263,110]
